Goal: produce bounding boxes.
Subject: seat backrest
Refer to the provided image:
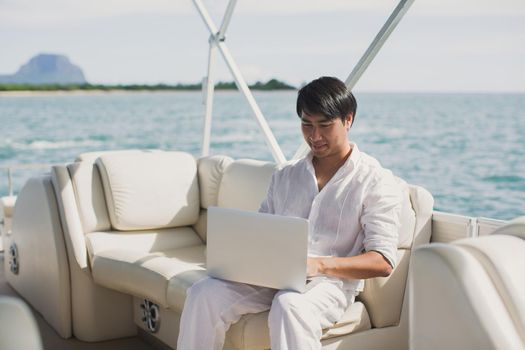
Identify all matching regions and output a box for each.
[217,159,277,211]
[193,156,276,242]
[410,223,525,350]
[95,151,200,231]
[192,155,234,242]
[358,184,433,328]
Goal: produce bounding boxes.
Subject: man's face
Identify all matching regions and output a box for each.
[300,112,352,159]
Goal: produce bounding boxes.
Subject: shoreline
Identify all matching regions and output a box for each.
[0,89,202,97]
[1,90,523,97]
[0,89,299,97]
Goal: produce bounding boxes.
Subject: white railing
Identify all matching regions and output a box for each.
[0,164,55,196]
[431,211,506,243]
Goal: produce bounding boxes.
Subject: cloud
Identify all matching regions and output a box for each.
[410,0,525,16]
[4,0,524,28]
[0,0,193,26]
[235,64,273,83]
[236,0,525,16]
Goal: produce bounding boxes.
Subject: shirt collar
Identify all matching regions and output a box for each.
[346,142,361,172]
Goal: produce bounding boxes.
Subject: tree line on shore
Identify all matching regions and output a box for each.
[0,79,296,92]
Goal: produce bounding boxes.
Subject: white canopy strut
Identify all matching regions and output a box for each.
[292,0,416,160]
[193,0,415,163]
[345,0,416,90]
[193,0,287,164]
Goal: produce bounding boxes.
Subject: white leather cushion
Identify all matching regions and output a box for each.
[492,216,525,240]
[0,297,44,350]
[455,235,525,333]
[217,159,276,211]
[96,151,200,231]
[67,162,111,233]
[90,245,206,308]
[409,185,434,247]
[192,209,208,242]
[85,227,203,262]
[197,155,233,209]
[75,149,160,163]
[358,248,410,327]
[397,184,416,249]
[166,268,209,313]
[226,301,371,349]
[411,239,525,350]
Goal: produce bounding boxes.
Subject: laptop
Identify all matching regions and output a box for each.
[206,206,309,292]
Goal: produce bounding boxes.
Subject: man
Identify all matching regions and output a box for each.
[177,76,404,349]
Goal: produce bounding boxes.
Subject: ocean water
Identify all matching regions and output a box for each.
[1,91,524,220]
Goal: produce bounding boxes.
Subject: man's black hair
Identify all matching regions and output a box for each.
[296,76,357,125]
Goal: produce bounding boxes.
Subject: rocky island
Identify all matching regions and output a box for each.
[0,53,87,85]
[0,54,296,91]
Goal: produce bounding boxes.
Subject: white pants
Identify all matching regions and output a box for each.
[177,277,350,350]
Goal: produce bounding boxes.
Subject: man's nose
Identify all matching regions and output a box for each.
[310,126,322,141]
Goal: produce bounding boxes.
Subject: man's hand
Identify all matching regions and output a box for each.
[307,257,323,278]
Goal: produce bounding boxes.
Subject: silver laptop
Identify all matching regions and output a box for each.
[207,206,309,292]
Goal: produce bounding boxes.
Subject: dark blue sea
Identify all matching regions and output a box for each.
[1,91,524,220]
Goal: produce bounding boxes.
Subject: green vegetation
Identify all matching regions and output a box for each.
[0,79,296,92]
[250,79,295,90]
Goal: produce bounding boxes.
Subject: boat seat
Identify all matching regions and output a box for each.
[8,148,434,349]
[409,216,525,350]
[219,183,430,350]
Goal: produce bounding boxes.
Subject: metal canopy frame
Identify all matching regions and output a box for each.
[192,0,415,164]
[193,0,286,163]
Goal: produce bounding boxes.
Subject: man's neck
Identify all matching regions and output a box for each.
[312,144,352,191]
[313,144,352,170]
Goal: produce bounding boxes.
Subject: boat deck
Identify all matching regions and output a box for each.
[0,252,157,350]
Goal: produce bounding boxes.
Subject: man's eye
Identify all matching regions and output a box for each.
[320,124,332,128]
[302,123,313,128]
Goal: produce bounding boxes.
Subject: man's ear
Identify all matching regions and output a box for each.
[346,114,353,129]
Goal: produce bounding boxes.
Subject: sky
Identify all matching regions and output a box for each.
[1,0,525,92]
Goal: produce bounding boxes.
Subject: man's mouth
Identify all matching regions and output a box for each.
[311,143,327,152]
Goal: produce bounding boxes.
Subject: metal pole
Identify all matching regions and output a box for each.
[345,0,415,90]
[216,41,286,164]
[202,41,217,156]
[7,167,13,196]
[293,0,416,160]
[192,0,286,164]
[218,0,238,40]
[193,0,219,34]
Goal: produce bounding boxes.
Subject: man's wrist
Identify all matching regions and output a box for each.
[317,257,327,275]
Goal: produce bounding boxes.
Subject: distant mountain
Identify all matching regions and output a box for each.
[0,54,87,84]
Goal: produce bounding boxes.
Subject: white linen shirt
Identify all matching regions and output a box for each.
[259,143,405,294]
